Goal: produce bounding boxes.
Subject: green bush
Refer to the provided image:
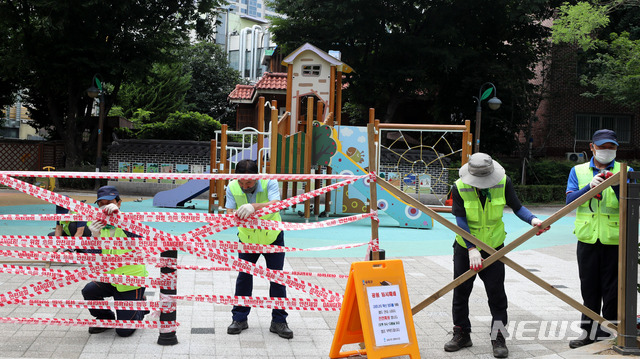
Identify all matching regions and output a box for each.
[514,185,567,204]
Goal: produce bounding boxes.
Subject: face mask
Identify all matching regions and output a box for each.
[594,149,616,164]
[241,183,257,194]
[98,206,116,229]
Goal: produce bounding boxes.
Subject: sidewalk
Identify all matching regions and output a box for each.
[0,243,630,358]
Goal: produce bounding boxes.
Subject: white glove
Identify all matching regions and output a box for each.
[589,175,605,189]
[468,247,483,271]
[236,203,255,219]
[101,203,119,215]
[531,217,550,236]
[89,221,105,237]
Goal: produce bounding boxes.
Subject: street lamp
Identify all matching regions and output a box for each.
[472,82,502,153]
[86,74,105,173]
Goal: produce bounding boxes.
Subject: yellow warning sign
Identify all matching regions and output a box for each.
[329,259,420,358]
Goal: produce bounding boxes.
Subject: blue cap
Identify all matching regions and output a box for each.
[592,129,618,146]
[55,205,69,214]
[96,186,119,203]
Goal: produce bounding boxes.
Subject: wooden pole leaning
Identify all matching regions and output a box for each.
[367,124,380,261]
[376,174,620,333]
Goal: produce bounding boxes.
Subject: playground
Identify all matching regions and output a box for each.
[0,42,637,359]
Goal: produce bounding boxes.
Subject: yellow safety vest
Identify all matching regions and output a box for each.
[454,177,507,250]
[88,223,148,292]
[573,162,620,245]
[229,180,282,245]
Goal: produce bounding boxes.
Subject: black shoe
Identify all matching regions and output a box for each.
[444,326,472,352]
[88,327,111,334]
[569,337,594,349]
[227,320,248,334]
[491,332,509,358]
[270,321,293,339]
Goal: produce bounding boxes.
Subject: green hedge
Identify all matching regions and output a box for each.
[514,185,566,204]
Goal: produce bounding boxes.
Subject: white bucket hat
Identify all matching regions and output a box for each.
[458,153,505,189]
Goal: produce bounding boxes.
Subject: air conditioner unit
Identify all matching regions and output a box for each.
[566,152,586,163]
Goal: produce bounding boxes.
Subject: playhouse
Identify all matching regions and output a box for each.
[155,43,473,229]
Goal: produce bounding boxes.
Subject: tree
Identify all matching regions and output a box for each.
[182,42,242,126]
[269,0,559,155]
[129,111,222,141]
[116,63,192,124]
[0,0,223,167]
[552,1,640,107]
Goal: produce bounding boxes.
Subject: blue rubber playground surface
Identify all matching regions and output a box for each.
[0,195,578,258]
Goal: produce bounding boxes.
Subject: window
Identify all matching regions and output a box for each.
[575,114,631,143]
[302,64,321,76]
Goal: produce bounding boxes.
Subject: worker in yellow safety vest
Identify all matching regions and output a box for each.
[81,185,148,337]
[225,159,293,339]
[565,129,634,348]
[445,153,549,359]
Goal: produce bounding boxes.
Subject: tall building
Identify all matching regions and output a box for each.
[215,5,282,82]
[224,0,277,19]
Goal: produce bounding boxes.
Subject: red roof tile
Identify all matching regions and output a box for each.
[228,84,254,100]
[255,72,287,90]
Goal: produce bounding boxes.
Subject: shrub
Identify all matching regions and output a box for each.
[57,165,107,190]
[514,185,567,204]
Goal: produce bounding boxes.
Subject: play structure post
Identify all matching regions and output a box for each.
[367,123,381,260]
[209,139,217,213]
[218,124,228,211]
[329,66,335,121]
[258,96,265,162]
[269,100,278,174]
[462,120,471,165]
[335,70,342,126]
[157,249,178,345]
[304,96,314,220]
[614,166,640,354]
[314,100,324,218]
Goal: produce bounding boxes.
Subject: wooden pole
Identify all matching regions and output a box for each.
[209,139,217,213]
[218,124,228,212]
[304,96,313,220]
[335,70,342,126]
[376,175,620,333]
[368,124,380,260]
[462,120,471,165]
[269,102,278,175]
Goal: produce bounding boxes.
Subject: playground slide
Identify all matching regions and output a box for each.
[153,180,210,208]
[329,126,433,229]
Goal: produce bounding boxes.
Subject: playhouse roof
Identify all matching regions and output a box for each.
[228,72,287,103]
[255,72,287,90]
[282,43,353,73]
[228,84,254,101]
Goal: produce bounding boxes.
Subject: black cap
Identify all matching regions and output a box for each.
[592,129,619,146]
[95,186,119,203]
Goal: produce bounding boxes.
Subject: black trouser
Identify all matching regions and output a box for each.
[452,242,507,335]
[576,240,618,339]
[81,281,146,337]
[232,232,287,323]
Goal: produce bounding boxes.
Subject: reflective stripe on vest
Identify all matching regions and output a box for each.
[454,176,507,250]
[229,179,282,245]
[87,222,148,292]
[573,162,620,245]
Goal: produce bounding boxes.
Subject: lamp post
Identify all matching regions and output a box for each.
[472,82,502,153]
[87,75,105,173]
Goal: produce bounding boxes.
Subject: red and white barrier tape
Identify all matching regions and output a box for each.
[0,235,367,254]
[0,175,353,304]
[0,250,174,267]
[0,317,177,331]
[174,265,349,278]
[177,295,342,311]
[19,298,175,313]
